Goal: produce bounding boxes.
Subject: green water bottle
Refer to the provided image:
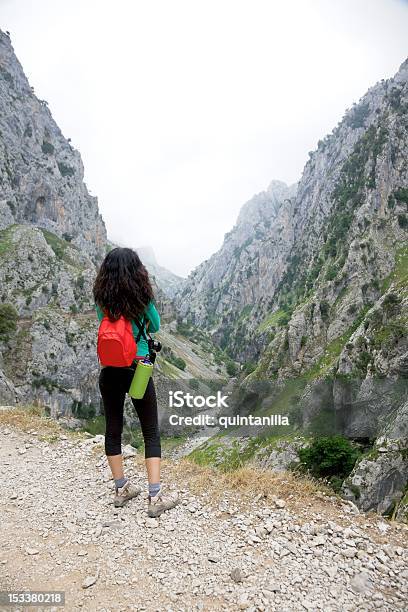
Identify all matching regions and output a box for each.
[128,358,153,399]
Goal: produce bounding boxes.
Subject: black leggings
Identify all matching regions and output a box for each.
[98,365,161,458]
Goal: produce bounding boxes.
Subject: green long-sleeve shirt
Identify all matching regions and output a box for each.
[95,301,160,358]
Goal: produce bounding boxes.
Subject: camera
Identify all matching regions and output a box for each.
[148,338,162,354]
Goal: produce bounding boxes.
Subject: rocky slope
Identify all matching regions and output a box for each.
[176,179,297,357]
[0,30,223,419]
[175,59,408,517]
[176,61,408,370]
[0,31,106,263]
[1,411,407,611]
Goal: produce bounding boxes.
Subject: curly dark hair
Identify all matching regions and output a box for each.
[93,247,154,320]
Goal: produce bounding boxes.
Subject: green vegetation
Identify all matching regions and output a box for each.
[171,356,186,371]
[0,303,18,340]
[305,306,371,380]
[0,224,16,257]
[298,435,360,491]
[71,400,96,419]
[41,141,55,155]
[226,360,238,376]
[237,304,253,323]
[346,102,370,129]
[394,188,408,205]
[32,377,67,394]
[39,228,77,266]
[57,161,75,177]
[372,321,405,350]
[382,245,408,292]
[257,308,291,333]
[398,214,408,228]
[161,346,187,371]
[274,124,388,309]
[243,361,256,375]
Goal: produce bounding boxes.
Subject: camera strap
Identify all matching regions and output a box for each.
[133,315,151,343]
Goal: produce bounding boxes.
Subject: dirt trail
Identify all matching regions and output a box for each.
[0,415,407,612]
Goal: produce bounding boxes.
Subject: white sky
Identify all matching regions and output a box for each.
[2,0,408,276]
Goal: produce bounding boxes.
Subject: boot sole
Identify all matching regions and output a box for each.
[148,502,178,517]
[114,492,141,508]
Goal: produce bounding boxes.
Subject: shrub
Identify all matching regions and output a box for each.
[320,301,330,321]
[383,292,401,313]
[41,141,55,155]
[172,356,186,371]
[72,400,96,419]
[226,360,238,376]
[397,214,408,228]
[189,379,200,390]
[394,188,408,204]
[57,162,75,177]
[243,361,256,375]
[325,265,338,281]
[346,102,370,129]
[298,435,360,481]
[0,303,18,340]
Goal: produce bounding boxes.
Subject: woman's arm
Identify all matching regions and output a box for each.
[145,301,160,332]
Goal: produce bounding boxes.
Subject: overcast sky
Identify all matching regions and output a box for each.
[2,0,408,276]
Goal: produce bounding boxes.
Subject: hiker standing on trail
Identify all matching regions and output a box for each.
[93,247,178,516]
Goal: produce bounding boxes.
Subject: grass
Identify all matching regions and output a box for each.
[0,224,17,257]
[172,455,332,505]
[0,404,85,442]
[257,309,287,333]
[39,228,78,266]
[382,244,408,293]
[305,306,372,380]
[158,358,187,379]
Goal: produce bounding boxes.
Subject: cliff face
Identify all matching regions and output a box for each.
[0,30,106,263]
[175,59,408,517]
[176,180,297,357]
[0,31,182,415]
[176,59,408,378]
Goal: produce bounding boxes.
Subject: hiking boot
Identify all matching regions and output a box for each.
[148,489,179,517]
[114,480,142,508]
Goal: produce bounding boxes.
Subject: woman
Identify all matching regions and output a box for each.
[93,247,178,517]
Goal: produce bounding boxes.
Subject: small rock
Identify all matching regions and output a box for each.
[82,575,98,589]
[145,517,158,528]
[310,536,325,547]
[26,547,39,556]
[350,572,372,594]
[230,568,244,583]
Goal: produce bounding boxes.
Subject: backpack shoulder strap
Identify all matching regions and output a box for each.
[133,315,150,343]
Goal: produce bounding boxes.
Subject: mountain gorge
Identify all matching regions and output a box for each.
[1,25,407,521]
[176,61,408,378]
[175,59,408,518]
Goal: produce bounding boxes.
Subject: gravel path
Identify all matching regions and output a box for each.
[0,423,407,612]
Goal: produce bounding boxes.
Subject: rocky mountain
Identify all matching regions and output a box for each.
[176,179,297,356]
[135,246,184,298]
[175,59,408,518]
[176,58,408,387]
[0,31,106,263]
[0,30,226,418]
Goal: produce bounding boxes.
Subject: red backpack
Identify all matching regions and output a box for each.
[97,313,137,367]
